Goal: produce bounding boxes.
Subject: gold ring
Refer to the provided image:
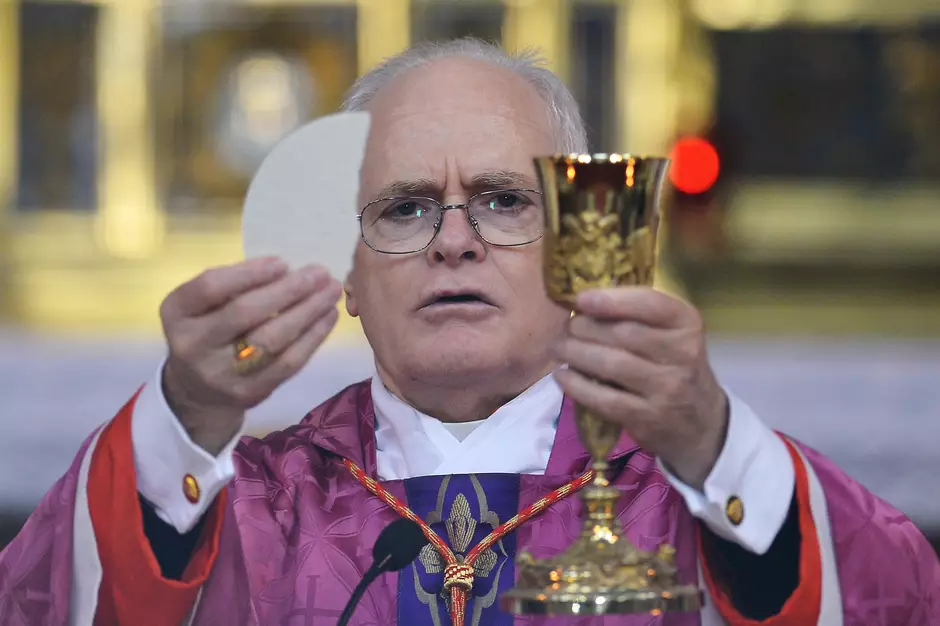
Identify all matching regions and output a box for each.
[233,338,269,376]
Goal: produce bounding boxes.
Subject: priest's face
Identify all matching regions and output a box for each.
[344,58,571,402]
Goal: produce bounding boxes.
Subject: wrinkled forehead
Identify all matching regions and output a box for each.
[357,59,557,203]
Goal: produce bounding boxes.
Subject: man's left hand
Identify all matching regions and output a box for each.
[552,286,729,490]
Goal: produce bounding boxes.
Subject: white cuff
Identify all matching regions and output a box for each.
[131,359,242,534]
[659,390,795,555]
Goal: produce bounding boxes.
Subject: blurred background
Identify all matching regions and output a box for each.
[1,0,939,553]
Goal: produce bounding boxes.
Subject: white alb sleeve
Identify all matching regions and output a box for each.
[131,361,242,534]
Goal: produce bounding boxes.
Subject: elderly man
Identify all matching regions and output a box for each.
[1,39,937,626]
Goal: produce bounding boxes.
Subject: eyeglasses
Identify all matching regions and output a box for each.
[357,188,544,255]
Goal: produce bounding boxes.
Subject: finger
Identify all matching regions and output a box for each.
[574,287,691,328]
[166,257,288,320]
[246,279,343,355]
[254,306,340,386]
[567,316,684,364]
[219,307,340,408]
[553,336,661,396]
[553,368,647,426]
[203,265,331,345]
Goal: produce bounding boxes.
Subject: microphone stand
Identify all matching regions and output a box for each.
[336,555,391,626]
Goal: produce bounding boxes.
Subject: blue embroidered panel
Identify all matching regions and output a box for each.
[398,474,520,626]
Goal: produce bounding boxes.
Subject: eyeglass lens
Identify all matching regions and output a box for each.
[360,189,544,253]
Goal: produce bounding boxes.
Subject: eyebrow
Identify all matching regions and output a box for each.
[469,170,538,190]
[370,170,538,200]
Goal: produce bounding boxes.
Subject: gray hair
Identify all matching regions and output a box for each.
[340,37,589,154]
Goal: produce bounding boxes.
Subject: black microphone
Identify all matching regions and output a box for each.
[337,518,428,626]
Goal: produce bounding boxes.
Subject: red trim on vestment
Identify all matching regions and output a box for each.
[699,437,823,625]
[88,390,226,626]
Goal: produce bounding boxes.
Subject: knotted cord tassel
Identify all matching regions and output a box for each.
[443,562,474,624]
[443,562,474,593]
[344,458,594,626]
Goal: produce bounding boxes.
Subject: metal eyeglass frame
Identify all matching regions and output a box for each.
[355,188,545,255]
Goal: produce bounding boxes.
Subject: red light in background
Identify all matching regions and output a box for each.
[669,137,720,194]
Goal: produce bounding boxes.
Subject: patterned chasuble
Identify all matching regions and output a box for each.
[399,473,520,626]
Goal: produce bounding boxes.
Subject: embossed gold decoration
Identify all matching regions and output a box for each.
[501,154,702,616]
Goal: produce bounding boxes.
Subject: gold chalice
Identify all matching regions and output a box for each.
[501,154,702,616]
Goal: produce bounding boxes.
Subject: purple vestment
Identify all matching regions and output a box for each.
[1,380,938,625]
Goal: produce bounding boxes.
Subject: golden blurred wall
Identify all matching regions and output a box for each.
[1,0,938,339]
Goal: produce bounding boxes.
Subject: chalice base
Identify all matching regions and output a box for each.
[501,486,702,616]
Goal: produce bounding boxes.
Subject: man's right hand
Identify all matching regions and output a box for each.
[159,257,343,455]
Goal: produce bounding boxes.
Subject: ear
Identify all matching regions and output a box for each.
[344,274,359,318]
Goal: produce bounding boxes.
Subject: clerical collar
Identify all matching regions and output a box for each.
[441,420,484,442]
[371,373,563,481]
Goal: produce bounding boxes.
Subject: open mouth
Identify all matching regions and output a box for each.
[433,294,484,304]
[422,291,494,308]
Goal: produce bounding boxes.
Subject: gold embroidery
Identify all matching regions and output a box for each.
[446,494,475,554]
[412,476,508,626]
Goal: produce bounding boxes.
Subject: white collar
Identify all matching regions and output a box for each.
[371,373,563,481]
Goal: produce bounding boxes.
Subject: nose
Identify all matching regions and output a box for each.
[425,203,486,266]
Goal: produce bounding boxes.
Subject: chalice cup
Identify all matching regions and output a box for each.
[501,154,702,616]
